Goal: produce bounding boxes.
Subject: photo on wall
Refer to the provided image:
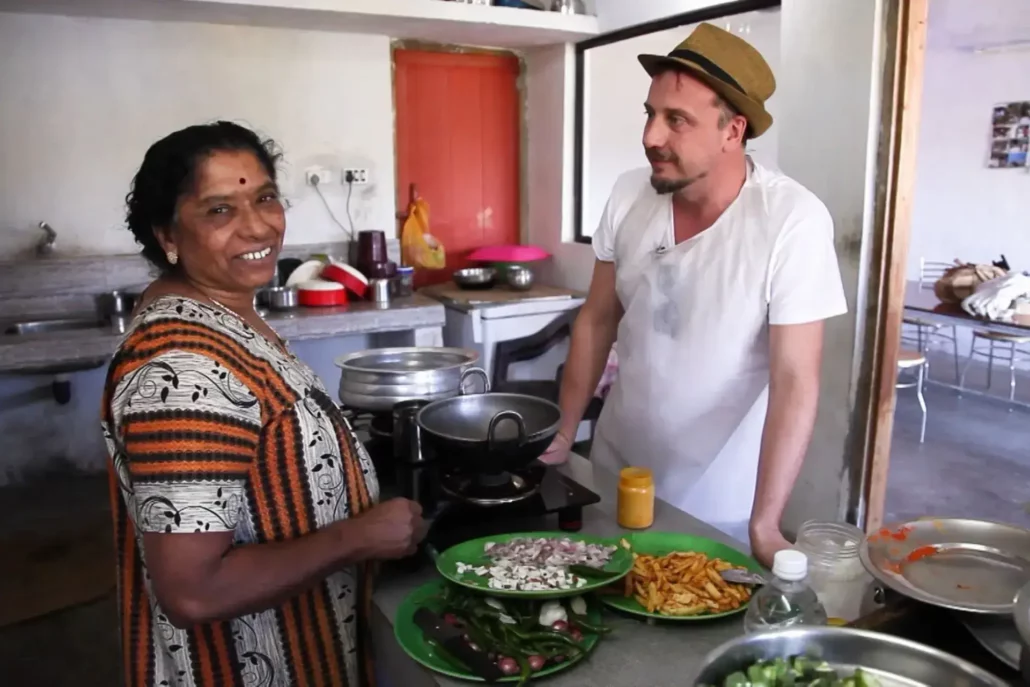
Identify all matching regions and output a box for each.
[988,101,1030,168]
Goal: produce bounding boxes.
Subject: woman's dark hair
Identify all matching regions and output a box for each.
[125,121,283,272]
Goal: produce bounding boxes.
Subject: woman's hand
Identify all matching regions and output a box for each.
[539,431,573,465]
[352,497,427,560]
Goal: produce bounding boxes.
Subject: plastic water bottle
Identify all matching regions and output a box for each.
[743,549,828,634]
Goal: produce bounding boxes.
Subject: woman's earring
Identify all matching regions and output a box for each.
[167,251,178,265]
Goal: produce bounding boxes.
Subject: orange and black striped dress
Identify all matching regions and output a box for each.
[101,295,379,687]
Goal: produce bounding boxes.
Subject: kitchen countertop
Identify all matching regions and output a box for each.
[370,453,751,687]
[0,295,445,374]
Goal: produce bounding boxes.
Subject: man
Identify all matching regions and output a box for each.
[544,23,847,566]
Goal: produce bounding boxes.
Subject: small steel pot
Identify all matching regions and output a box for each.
[505,265,534,291]
[453,267,496,290]
[95,290,137,321]
[265,286,298,310]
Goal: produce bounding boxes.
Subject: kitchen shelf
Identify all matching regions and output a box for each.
[0,0,600,48]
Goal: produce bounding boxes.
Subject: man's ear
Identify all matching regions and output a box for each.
[725,115,748,149]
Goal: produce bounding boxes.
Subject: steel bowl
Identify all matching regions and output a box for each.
[453,267,496,290]
[264,285,298,310]
[417,390,561,474]
[692,627,1008,686]
[505,265,534,291]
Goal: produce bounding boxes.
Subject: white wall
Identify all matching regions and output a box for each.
[908,47,1030,274]
[776,0,884,530]
[525,44,596,292]
[0,12,397,259]
[580,9,780,239]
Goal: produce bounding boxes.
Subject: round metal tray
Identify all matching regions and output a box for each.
[860,518,1030,614]
[692,626,1008,686]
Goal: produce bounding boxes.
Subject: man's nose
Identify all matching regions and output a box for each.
[643,118,666,150]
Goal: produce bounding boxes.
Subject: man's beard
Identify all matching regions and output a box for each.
[650,176,691,194]
[646,147,703,194]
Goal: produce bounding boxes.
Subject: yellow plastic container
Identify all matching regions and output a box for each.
[617,467,655,529]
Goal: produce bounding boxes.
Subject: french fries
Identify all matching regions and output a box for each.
[621,551,753,617]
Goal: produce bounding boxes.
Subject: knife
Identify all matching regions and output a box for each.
[720,568,767,586]
[412,607,505,682]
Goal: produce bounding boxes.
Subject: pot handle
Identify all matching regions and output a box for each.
[458,367,491,395]
[487,410,527,450]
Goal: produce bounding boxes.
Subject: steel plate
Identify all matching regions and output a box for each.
[860,518,1030,614]
[960,612,1022,670]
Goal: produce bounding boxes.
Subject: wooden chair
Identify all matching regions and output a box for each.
[902,258,961,381]
[897,349,928,443]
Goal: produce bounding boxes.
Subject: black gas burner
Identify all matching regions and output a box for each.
[440,470,541,506]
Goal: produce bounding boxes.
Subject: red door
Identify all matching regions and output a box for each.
[394,49,520,286]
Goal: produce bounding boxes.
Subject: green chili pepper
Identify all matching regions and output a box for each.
[568,616,612,635]
[514,655,532,686]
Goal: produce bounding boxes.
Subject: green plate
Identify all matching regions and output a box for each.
[436,532,633,599]
[394,579,602,683]
[600,531,762,621]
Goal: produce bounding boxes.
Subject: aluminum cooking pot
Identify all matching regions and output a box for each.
[335,347,481,412]
[416,388,561,474]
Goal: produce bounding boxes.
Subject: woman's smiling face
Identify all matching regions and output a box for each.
[156,149,286,295]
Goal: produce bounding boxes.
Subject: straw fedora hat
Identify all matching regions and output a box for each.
[638,22,775,137]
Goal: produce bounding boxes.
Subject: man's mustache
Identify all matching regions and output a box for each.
[646,147,677,163]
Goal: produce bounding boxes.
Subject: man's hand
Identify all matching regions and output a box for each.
[539,431,573,465]
[749,521,792,568]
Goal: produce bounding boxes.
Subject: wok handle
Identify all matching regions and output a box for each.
[458,367,490,395]
[487,410,527,451]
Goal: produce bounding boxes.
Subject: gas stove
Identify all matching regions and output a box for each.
[340,406,601,552]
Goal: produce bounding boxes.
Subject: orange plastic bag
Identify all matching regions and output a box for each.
[400,197,446,270]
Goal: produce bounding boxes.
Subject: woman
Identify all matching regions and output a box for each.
[102,121,425,687]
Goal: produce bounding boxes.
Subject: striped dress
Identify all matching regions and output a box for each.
[102,295,379,687]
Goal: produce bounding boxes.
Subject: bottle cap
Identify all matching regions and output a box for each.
[772,549,808,581]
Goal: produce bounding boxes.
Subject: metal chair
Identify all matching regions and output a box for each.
[491,308,604,441]
[902,258,961,381]
[897,349,928,443]
[959,330,1030,407]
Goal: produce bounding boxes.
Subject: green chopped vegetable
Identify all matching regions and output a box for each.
[717,655,881,687]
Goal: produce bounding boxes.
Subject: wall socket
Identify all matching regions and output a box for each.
[305,166,333,186]
[343,168,369,185]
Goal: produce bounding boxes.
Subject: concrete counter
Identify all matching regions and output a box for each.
[0,295,446,373]
[371,454,752,687]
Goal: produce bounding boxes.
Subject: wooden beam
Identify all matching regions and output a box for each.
[862,0,929,532]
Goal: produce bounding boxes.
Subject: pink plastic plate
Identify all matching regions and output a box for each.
[467,244,551,263]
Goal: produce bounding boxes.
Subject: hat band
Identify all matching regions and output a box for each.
[667,48,745,95]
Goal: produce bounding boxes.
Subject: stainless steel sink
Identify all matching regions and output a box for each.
[3,317,104,336]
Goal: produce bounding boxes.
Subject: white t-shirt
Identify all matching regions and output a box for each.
[589,159,847,538]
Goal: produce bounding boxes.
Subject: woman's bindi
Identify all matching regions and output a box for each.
[239,177,246,185]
